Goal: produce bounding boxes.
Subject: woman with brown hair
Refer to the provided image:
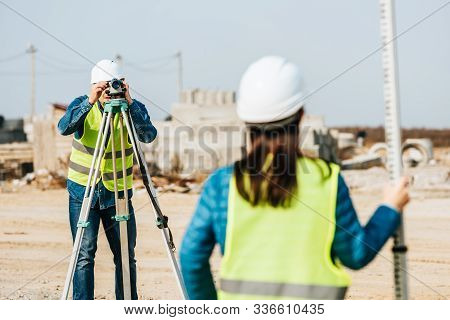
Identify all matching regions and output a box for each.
[180,56,409,300]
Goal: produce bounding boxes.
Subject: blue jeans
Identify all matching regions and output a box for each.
[69,196,138,300]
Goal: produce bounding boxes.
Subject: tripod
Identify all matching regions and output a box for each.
[61,98,188,300]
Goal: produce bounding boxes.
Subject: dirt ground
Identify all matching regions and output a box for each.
[1,166,449,300]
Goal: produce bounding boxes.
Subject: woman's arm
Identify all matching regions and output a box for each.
[128,100,157,143]
[180,175,219,300]
[332,174,401,269]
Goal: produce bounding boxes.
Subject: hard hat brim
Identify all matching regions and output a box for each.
[237,91,305,123]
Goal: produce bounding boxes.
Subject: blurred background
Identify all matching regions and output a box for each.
[1,0,449,300]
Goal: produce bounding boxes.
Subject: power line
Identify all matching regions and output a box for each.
[36,55,89,72]
[124,56,176,72]
[0,50,88,76]
[128,53,177,65]
[0,70,87,76]
[0,0,181,122]
[0,52,176,76]
[0,71,30,76]
[38,51,89,68]
[0,51,26,63]
[266,1,450,124]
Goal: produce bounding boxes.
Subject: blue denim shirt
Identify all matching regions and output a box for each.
[58,95,157,209]
[180,165,401,299]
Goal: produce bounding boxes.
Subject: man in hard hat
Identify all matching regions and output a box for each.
[58,59,157,300]
[180,56,409,299]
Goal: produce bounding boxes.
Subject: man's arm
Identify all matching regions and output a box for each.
[128,99,157,143]
[57,96,92,138]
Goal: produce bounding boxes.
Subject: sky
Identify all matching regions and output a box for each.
[0,0,449,127]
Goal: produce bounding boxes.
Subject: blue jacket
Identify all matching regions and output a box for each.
[180,165,400,299]
[58,95,157,209]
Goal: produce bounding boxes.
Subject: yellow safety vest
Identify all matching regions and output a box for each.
[67,102,133,192]
[219,157,351,300]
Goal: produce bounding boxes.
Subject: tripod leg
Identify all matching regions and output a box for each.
[116,115,132,300]
[83,108,108,198]
[122,110,189,299]
[109,114,131,299]
[61,111,113,300]
[110,114,120,225]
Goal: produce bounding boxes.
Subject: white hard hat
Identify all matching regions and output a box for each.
[237,56,305,123]
[90,59,123,84]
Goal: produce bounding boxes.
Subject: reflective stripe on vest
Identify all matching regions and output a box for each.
[67,102,133,191]
[218,157,351,300]
[68,160,133,181]
[72,140,133,159]
[221,279,347,300]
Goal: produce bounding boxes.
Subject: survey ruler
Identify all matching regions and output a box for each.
[379,0,409,299]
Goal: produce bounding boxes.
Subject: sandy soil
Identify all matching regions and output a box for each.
[1,168,449,300]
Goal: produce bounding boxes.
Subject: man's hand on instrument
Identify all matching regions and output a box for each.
[122,80,133,105]
[88,81,108,105]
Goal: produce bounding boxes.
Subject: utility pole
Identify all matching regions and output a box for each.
[176,50,183,101]
[26,44,37,118]
[114,53,123,68]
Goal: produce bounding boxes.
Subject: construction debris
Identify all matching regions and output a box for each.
[342,165,450,194]
[402,138,434,167]
[0,91,442,195]
[367,138,435,168]
[0,117,27,144]
[0,143,33,180]
[341,153,383,170]
[339,137,435,170]
[0,168,66,193]
[150,175,202,194]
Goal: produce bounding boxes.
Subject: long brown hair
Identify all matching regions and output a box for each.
[234,110,303,207]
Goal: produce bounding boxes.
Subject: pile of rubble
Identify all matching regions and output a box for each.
[1,170,206,195]
[150,175,203,194]
[342,164,450,194]
[0,169,66,193]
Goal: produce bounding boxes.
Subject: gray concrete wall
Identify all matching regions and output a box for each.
[142,91,338,175]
